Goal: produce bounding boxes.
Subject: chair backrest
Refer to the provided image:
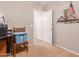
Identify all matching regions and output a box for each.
[13,27,25,32]
[13,26,27,44]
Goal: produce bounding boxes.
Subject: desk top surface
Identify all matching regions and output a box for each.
[0,34,13,40]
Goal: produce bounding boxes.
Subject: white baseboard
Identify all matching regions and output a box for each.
[35,36,43,41]
[55,44,79,56]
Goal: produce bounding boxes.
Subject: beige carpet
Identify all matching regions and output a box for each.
[15,39,79,57]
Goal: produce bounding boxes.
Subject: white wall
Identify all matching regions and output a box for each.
[57,23,79,52]
[48,1,79,52]
[0,1,36,44]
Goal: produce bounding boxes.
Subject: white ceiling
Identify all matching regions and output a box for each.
[34,1,70,6]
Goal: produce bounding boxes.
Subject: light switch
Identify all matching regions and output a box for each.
[30,25,32,27]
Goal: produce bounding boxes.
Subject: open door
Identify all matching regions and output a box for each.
[43,10,53,44]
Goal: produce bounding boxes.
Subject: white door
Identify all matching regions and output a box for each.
[43,10,53,44]
[33,10,43,40]
[33,10,53,44]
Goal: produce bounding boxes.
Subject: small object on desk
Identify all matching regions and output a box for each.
[0,24,8,37]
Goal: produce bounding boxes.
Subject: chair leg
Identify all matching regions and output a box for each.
[13,43,16,57]
[24,42,28,52]
[27,42,28,52]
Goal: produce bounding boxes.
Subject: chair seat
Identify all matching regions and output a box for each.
[13,32,27,44]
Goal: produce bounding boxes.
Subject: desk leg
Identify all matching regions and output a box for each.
[13,43,16,57]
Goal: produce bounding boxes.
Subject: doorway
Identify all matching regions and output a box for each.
[33,9,54,44]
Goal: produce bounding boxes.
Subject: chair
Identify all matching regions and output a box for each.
[12,27,28,57]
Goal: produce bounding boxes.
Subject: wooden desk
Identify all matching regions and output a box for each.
[0,39,6,56]
[0,35,13,56]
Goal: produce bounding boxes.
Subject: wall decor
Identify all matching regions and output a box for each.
[57,2,79,23]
